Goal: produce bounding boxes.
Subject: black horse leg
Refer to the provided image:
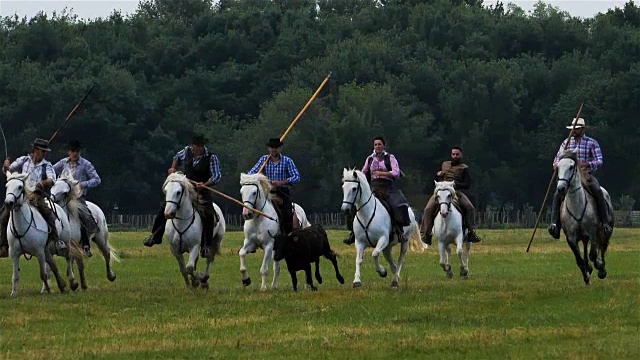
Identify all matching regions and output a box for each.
[325,250,345,284]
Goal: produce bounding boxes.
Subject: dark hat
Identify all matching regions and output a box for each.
[192,134,207,146]
[32,138,51,152]
[266,138,283,148]
[270,186,290,198]
[66,140,82,151]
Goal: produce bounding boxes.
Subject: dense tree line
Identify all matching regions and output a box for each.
[1,0,639,215]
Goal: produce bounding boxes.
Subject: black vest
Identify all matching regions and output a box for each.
[184,147,211,183]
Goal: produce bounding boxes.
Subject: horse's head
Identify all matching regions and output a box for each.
[341,168,366,214]
[556,150,582,194]
[163,172,192,219]
[4,171,30,210]
[240,173,270,220]
[51,170,80,203]
[434,180,457,218]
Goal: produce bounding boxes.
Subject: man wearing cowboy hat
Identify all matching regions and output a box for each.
[143,134,222,258]
[548,117,613,240]
[53,140,102,257]
[0,138,66,257]
[248,137,301,234]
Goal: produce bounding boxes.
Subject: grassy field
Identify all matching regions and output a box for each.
[0,228,638,359]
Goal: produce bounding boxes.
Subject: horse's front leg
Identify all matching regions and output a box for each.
[566,236,590,285]
[172,247,190,287]
[238,237,254,287]
[65,245,79,291]
[455,233,466,279]
[186,245,200,288]
[11,252,22,297]
[353,240,366,288]
[271,257,280,290]
[460,240,471,279]
[439,240,453,278]
[372,235,389,279]
[45,251,66,294]
[260,242,274,291]
[198,257,213,289]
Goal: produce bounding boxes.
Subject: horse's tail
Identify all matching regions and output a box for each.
[108,245,122,264]
[69,239,84,261]
[408,220,427,252]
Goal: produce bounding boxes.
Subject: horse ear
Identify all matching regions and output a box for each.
[352,171,357,178]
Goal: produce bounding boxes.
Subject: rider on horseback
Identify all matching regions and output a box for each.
[143,134,222,257]
[248,137,300,235]
[53,140,101,257]
[343,136,410,245]
[548,118,613,240]
[1,138,66,257]
[420,146,482,245]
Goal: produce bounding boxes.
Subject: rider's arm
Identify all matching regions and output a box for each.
[285,157,300,185]
[553,139,569,168]
[207,153,222,186]
[388,155,400,179]
[44,163,57,186]
[52,159,65,176]
[361,156,372,174]
[8,156,28,172]
[589,139,604,171]
[81,159,101,189]
[248,155,268,175]
[172,146,188,169]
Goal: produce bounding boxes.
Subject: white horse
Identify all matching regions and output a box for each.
[4,171,83,297]
[163,172,225,289]
[239,173,311,291]
[50,171,120,289]
[556,150,613,284]
[340,169,423,288]
[432,181,471,279]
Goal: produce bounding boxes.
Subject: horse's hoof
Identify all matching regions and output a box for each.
[242,277,251,287]
[378,268,387,278]
[186,265,194,275]
[447,271,454,279]
[598,270,607,279]
[353,281,362,288]
[316,276,323,284]
[70,280,79,291]
[201,282,209,289]
[201,274,210,283]
[391,280,399,288]
[337,275,345,284]
[81,284,88,291]
[107,273,116,282]
[310,286,318,291]
[191,279,200,288]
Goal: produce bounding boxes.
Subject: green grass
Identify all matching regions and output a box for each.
[0,228,638,359]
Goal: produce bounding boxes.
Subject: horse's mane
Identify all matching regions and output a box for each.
[163,172,201,207]
[240,172,272,195]
[434,181,458,200]
[342,168,369,186]
[56,170,84,218]
[558,150,588,180]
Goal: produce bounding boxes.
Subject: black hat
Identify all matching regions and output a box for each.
[66,140,82,151]
[266,138,283,148]
[32,138,51,152]
[192,134,207,146]
[270,186,290,198]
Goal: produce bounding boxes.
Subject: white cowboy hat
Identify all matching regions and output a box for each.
[566,117,586,129]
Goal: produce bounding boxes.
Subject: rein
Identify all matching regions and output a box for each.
[343,178,377,247]
[240,182,271,220]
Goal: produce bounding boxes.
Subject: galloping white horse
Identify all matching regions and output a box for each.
[432,181,471,279]
[4,171,82,297]
[556,150,613,284]
[50,171,119,289]
[163,172,225,289]
[340,169,423,288]
[239,173,310,291]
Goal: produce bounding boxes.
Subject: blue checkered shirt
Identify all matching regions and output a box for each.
[9,155,56,189]
[53,157,101,195]
[174,146,222,185]
[248,155,300,184]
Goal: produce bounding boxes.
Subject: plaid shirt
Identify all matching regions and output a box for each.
[248,155,300,184]
[9,155,56,189]
[53,156,101,195]
[553,135,603,172]
[174,146,222,185]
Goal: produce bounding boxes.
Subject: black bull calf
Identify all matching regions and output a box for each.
[274,224,345,291]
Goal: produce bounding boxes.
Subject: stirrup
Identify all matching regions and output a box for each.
[143,234,158,247]
[465,230,482,243]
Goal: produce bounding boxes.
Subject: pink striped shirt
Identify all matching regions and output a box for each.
[362,151,400,181]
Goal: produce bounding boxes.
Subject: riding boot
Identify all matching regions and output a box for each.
[0,206,9,258]
[394,205,410,243]
[547,190,565,240]
[37,200,65,254]
[343,209,355,245]
[80,226,92,257]
[588,179,613,240]
[144,207,166,247]
[420,196,438,245]
[200,204,216,258]
[77,199,97,256]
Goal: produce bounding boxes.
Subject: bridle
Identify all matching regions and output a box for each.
[436,188,454,212]
[342,176,377,246]
[557,158,588,223]
[241,182,267,215]
[164,179,196,251]
[557,159,582,194]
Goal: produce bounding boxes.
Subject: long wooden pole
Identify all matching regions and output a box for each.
[257,72,332,174]
[48,83,96,144]
[187,179,276,221]
[526,102,584,252]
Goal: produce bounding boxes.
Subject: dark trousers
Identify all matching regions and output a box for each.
[420,190,476,235]
[76,196,99,248]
